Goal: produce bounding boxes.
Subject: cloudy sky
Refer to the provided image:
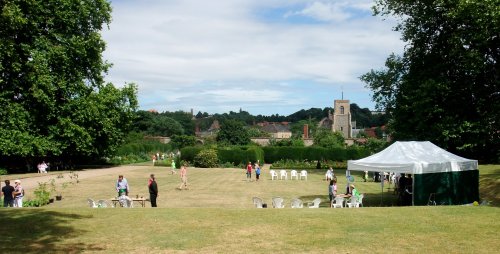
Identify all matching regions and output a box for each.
[102,0,404,116]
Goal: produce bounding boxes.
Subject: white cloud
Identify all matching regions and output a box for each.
[102,0,404,115]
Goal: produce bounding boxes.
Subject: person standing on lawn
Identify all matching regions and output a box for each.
[246,162,252,182]
[13,180,24,207]
[148,174,159,207]
[116,175,129,196]
[2,180,15,207]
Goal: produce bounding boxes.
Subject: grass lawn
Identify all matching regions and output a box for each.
[0,164,498,253]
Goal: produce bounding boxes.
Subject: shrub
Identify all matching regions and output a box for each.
[217,146,264,165]
[0,168,8,175]
[180,146,204,163]
[194,149,219,168]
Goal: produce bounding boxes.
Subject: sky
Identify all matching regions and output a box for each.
[102,0,404,116]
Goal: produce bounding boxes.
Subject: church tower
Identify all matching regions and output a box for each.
[332,100,352,138]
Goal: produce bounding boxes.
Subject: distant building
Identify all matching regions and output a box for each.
[318,99,353,138]
[196,119,220,137]
[258,122,292,139]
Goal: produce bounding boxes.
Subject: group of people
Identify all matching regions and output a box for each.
[37,161,49,173]
[114,163,189,208]
[246,161,261,182]
[328,180,361,207]
[1,179,24,207]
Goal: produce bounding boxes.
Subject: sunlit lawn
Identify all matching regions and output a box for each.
[0,164,498,253]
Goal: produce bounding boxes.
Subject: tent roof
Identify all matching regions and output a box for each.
[347,141,478,174]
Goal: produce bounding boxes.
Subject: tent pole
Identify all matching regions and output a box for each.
[412,174,415,206]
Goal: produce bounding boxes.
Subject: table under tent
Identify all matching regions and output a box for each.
[347,141,479,206]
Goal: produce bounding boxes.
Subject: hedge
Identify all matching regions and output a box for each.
[181,146,264,167]
[262,146,369,163]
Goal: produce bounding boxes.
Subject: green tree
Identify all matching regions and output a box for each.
[216,119,250,146]
[163,111,195,135]
[247,127,270,138]
[170,135,197,149]
[313,129,345,149]
[147,115,184,137]
[290,119,318,138]
[0,0,137,163]
[362,0,500,162]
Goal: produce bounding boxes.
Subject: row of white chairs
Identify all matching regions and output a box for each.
[331,195,364,208]
[87,198,134,208]
[252,197,320,208]
[269,170,307,180]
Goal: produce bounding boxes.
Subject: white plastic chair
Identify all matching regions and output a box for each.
[347,196,359,208]
[290,170,298,180]
[279,170,288,180]
[252,197,264,208]
[332,197,345,208]
[118,195,134,208]
[299,170,308,180]
[97,199,114,208]
[358,194,364,207]
[272,197,285,208]
[87,198,98,208]
[308,198,321,208]
[270,170,278,180]
[290,198,303,208]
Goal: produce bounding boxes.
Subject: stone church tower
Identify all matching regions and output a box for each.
[332,100,352,138]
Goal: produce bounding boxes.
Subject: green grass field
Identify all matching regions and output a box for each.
[0,164,498,253]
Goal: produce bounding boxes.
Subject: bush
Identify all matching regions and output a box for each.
[180,146,204,163]
[217,146,264,166]
[262,146,369,163]
[194,149,219,168]
[0,168,8,175]
[24,182,52,207]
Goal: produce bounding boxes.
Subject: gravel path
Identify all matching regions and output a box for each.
[4,165,146,190]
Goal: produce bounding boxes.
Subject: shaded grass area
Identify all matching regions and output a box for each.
[478,164,500,206]
[0,207,498,253]
[0,210,102,253]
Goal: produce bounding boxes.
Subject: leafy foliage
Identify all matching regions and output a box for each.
[193,149,219,168]
[268,138,305,147]
[170,135,197,149]
[0,0,138,163]
[216,119,250,145]
[363,0,500,162]
[313,129,345,149]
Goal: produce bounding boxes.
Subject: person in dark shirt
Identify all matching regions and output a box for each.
[148,174,159,207]
[2,180,15,207]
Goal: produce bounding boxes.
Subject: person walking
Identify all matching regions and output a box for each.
[255,163,261,182]
[116,175,129,196]
[178,164,188,190]
[148,174,159,207]
[2,180,15,207]
[13,180,24,207]
[246,162,252,182]
[170,159,177,174]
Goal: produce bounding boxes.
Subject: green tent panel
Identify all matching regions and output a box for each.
[414,170,479,205]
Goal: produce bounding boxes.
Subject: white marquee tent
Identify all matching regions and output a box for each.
[347,141,479,205]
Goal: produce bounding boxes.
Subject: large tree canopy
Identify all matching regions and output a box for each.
[216,119,250,146]
[361,0,499,162]
[0,0,138,163]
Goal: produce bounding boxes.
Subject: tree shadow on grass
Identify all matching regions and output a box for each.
[0,210,104,253]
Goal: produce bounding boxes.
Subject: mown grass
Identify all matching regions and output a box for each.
[0,164,498,253]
